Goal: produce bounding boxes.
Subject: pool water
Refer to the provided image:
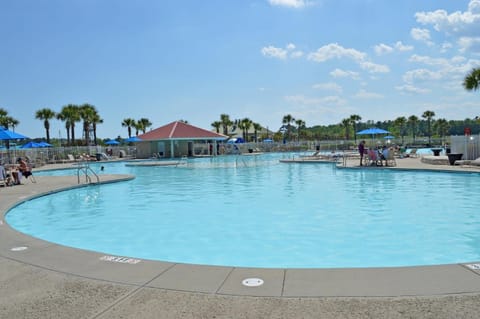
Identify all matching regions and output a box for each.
[6,153,480,268]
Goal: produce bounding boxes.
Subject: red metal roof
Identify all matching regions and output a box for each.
[138,121,228,140]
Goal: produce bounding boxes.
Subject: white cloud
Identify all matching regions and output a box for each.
[415,1,480,36]
[408,54,450,66]
[374,43,393,55]
[354,89,383,99]
[329,68,360,80]
[261,43,303,59]
[308,43,388,73]
[268,0,306,8]
[403,68,443,83]
[261,45,288,59]
[395,41,414,51]
[312,82,343,93]
[458,36,480,52]
[395,84,430,94]
[359,61,390,73]
[441,42,453,52]
[414,1,480,53]
[374,42,413,55]
[290,51,304,58]
[410,28,434,45]
[308,43,366,62]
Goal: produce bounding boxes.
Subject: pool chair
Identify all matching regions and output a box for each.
[385,150,397,167]
[367,149,381,166]
[407,148,418,158]
[0,165,7,187]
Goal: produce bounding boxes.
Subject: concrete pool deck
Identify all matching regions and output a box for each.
[2,158,480,318]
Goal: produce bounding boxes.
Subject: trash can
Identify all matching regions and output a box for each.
[119,150,126,158]
[447,153,463,165]
[95,153,102,161]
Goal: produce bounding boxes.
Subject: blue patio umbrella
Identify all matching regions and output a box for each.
[20,141,42,148]
[384,135,395,139]
[357,127,390,145]
[37,141,52,147]
[356,128,390,135]
[124,136,142,143]
[105,140,120,145]
[0,127,29,140]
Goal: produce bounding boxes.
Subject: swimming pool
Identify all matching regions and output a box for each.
[6,153,480,268]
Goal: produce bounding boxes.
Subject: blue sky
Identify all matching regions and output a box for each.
[1,0,479,139]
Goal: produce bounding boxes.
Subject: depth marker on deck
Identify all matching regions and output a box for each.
[100,255,141,264]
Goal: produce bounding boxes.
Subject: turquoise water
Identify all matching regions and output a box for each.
[6,153,480,268]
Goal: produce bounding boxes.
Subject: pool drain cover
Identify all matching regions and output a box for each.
[242,278,264,287]
[11,246,28,252]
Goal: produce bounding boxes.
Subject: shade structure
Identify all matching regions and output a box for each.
[356,128,390,135]
[20,141,42,148]
[124,136,142,143]
[356,127,390,146]
[37,141,52,147]
[105,140,120,145]
[0,127,29,140]
[384,135,395,139]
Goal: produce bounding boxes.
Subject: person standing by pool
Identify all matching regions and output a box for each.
[358,140,366,166]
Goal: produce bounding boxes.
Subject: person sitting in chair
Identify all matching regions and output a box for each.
[17,157,33,179]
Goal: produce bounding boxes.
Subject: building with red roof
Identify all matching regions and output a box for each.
[136,121,228,158]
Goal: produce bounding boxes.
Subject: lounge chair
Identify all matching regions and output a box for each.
[0,165,7,187]
[407,149,418,158]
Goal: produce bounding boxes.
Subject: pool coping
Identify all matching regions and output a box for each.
[2,163,480,298]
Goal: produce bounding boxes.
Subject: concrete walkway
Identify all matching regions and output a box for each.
[2,159,480,318]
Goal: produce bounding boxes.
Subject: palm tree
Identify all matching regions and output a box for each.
[57,104,80,146]
[0,109,19,150]
[211,121,222,133]
[91,112,103,145]
[434,118,450,144]
[133,120,142,136]
[408,115,419,144]
[252,122,262,142]
[121,118,136,138]
[295,119,306,141]
[79,103,98,146]
[282,114,295,141]
[422,110,436,145]
[349,114,362,143]
[0,108,19,130]
[35,108,56,143]
[137,118,152,134]
[241,118,253,141]
[394,116,407,145]
[463,68,480,92]
[341,118,351,140]
[220,114,232,136]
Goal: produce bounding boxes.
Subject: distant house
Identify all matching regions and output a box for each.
[136,121,228,158]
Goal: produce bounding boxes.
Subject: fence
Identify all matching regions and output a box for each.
[450,134,480,160]
[0,145,137,166]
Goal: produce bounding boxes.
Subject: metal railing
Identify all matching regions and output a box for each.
[76,160,100,184]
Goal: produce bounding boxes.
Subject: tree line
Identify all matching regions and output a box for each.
[0,104,153,146]
[0,67,478,146]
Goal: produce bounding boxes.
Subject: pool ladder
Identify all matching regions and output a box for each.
[76,161,100,184]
